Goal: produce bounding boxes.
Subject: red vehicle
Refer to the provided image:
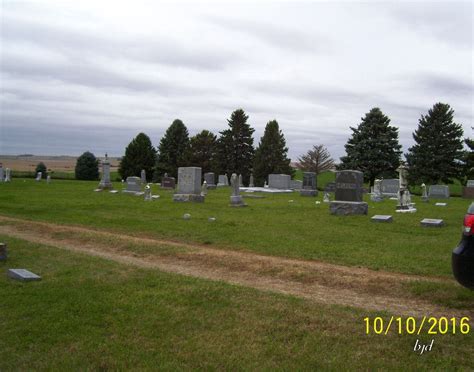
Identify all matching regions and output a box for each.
[452,203,474,289]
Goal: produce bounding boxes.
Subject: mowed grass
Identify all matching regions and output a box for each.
[1,235,473,370]
[0,179,470,277]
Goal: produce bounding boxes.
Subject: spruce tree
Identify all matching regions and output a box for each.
[183,130,217,174]
[253,120,293,186]
[154,119,189,180]
[406,103,464,184]
[215,109,255,184]
[463,135,474,184]
[118,132,156,181]
[75,151,99,180]
[339,107,402,186]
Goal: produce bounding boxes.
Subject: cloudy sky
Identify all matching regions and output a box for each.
[1,0,472,161]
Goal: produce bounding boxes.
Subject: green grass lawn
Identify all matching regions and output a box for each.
[1,235,473,370]
[0,179,471,277]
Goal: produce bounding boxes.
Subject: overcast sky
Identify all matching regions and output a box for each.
[1,0,472,161]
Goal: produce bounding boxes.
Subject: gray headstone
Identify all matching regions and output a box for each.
[173,167,204,202]
[238,174,243,187]
[124,176,142,192]
[420,218,444,227]
[302,172,317,190]
[380,179,399,196]
[8,269,41,281]
[35,172,42,181]
[98,157,113,190]
[291,180,303,190]
[161,176,176,189]
[46,175,51,183]
[467,180,474,187]
[334,170,364,202]
[230,173,246,207]
[217,174,229,187]
[5,168,11,182]
[429,185,450,199]
[371,215,393,223]
[140,169,146,184]
[268,174,291,189]
[204,172,216,189]
[0,165,4,183]
[249,174,255,188]
[177,167,201,194]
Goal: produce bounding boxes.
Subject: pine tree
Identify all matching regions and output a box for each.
[253,120,293,186]
[154,119,189,180]
[183,130,217,174]
[215,109,255,184]
[406,103,464,184]
[338,107,402,186]
[75,151,99,180]
[463,135,474,184]
[118,132,156,181]
[297,145,334,174]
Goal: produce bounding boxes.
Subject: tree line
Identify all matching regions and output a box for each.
[72,102,472,187]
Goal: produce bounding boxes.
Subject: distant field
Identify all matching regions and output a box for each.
[0,155,120,172]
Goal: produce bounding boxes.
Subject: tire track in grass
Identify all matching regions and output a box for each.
[0,215,469,317]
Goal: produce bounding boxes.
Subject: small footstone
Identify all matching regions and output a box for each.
[109,190,119,194]
[8,269,41,281]
[371,215,393,223]
[420,218,444,227]
[435,203,447,207]
[94,189,102,192]
[183,213,191,220]
[151,195,160,199]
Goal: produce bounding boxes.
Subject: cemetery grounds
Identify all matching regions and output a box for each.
[1,178,474,370]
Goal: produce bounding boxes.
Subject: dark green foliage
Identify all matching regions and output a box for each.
[183,130,217,175]
[75,151,99,180]
[462,135,474,185]
[118,133,156,181]
[406,103,464,184]
[253,120,293,186]
[297,145,335,174]
[35,162,47,178]
[154,119,189,180]
[338,108,402,186]
[215,109,255,184]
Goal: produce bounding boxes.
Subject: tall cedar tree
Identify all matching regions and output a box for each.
[253,120,293,186]
[75,151,99,180]
[119,132,156,181]
[406,103,464,184]
[339,107,402,186]
[183,130,217,175]
[463,135,474,185]
[215,109,255,184]
[297,145,335,174]
[155,119,189,180]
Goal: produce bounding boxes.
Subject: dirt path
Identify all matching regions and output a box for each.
[0,215,469,317]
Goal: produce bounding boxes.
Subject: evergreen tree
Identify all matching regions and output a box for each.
[75,151,99,180]
[297,145,334,174]
[154,119,189,180]
[339,107,402,186]
[462,135,474,185]
[183,130,217,174]
[35,162,47,178]
[215,109,255,184]
[406,103,464,184]
[253,120,293,186]
[119,132,156,181]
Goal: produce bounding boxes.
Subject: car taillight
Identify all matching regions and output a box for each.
[463,214,474,235]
